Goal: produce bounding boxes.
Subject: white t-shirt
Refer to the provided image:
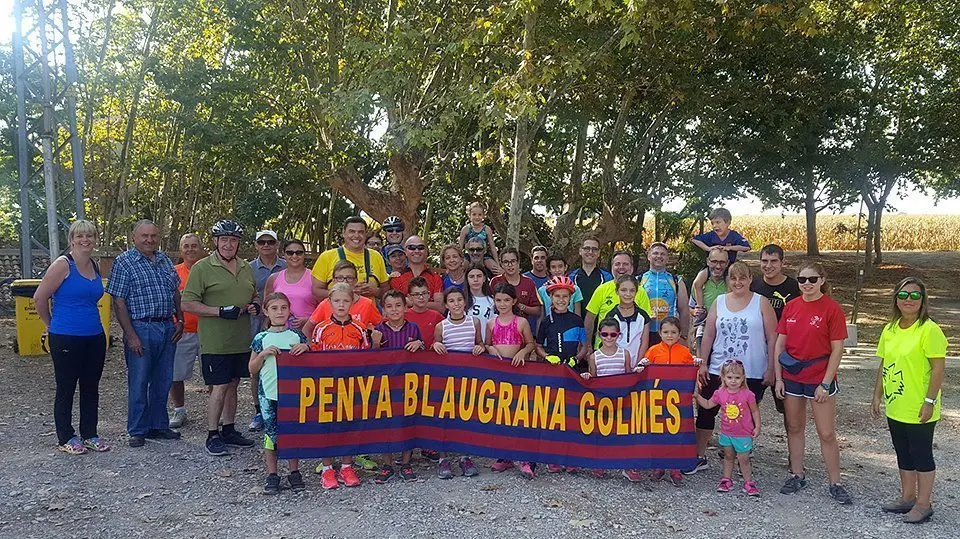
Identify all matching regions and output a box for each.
[468,295,495,342]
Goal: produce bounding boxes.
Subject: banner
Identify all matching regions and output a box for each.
[276,350,697,470]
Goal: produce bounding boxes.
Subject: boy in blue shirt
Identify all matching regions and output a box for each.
[690,207,750,265]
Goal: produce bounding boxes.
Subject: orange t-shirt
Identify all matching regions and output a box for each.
[174,263,199,333]
[645,342,695,365]
[311,318,370,351]
[309,295,382,329]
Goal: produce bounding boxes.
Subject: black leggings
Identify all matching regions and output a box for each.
[888,417,937,472]
[50,333,107,445]
[695,375,766,430]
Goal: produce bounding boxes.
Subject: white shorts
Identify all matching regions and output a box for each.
[172,332,200,382]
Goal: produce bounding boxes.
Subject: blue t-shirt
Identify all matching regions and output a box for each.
[523,271,550,290]
[692,230,750,264]
[442,274,465,292]
[536,311,587,360]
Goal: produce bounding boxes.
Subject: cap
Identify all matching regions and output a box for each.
[255,230,278,241]
[384,244,405,257]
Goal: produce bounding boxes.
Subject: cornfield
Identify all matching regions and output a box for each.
[643,214,960,251]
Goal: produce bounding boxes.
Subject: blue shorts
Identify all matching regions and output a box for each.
[718,434,753,454]
[257,383,278,450]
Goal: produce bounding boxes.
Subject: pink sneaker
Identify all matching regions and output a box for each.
[621,469,643,482]
[519,462,535,480]
[650,468,665,482]
[716,477,733,493]
[565,466,579,474]
[743,480,760,496]
[491,459,515,472]
[547,464,564,473]
[592,469,605,479]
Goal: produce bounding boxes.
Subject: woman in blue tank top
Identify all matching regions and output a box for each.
[33,220,109,455]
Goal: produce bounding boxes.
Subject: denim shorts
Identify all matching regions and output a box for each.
[718,433,753,454]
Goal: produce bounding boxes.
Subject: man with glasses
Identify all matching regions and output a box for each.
[640,242,690,346]
[490,247,543,328]
[583,251,651,344]
[311,216,389,301]
[247,230,285,431]
[569,237,612,308]
[390,235,444,312]
[464,238,494,276]
[523,246,550,289]
[689,247,730,351]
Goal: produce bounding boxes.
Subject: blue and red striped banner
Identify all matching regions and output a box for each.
[276,350,697,470]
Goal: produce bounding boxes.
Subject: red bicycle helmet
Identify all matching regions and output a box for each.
[545,275,576,294]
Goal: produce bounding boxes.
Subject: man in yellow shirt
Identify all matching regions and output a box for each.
[583,250,651,343]
[311,216,389,300]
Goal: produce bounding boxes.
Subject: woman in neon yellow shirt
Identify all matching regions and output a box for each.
[871,277,947,525]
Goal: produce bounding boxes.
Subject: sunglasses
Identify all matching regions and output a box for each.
[599,331,620,338]
[256,239,277,246]
[896,290,924,301]
[467,247,484,253]
[797,276,821,284]
[406,244,426,251]
[285,250,305,256]
[383,227,403,233]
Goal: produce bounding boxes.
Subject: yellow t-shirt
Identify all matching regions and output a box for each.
[585,279,652,323]
[876,319,948,424]
[311,247,388,285]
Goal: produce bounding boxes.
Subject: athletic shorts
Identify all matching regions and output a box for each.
[200,352,249,386]
[258,384,278,450]
[783,378,839,399]
[718,434,753,453]
[172,332,200,382]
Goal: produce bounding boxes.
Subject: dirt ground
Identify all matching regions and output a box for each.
[0,250,956,539]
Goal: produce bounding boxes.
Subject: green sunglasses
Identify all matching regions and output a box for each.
[896,290,924,301]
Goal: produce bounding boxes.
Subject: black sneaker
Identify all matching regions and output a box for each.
[421,449,441,462]
[220,430,255,447]
[205,436,229,456]
[146,428,182,440]
[286,470,305,491]
[681,456,708,475]
[829,483,853,505]
[375,465,396,484]
[399,464,418,481]
[264,474,280,495]
[780,475,807,494]
[128,436,145,448]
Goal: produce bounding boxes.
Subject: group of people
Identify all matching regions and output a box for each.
[34,205,946,524]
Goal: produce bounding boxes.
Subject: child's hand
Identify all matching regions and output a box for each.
[633,365,646,374]
[406,340,424,352]
[262,345,281,358]
[753,425,761,437]
[289,343,310,356]
[511,351,526,367]
[370,329,383,344]
[389,271,401,279]
[639,358,650,367]
[291,317,308,330]
[472,344,485,356]
[693,356,704,366]
[580,372,592,380]
[432,342,447,354]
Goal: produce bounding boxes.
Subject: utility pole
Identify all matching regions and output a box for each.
[12,0,86,277]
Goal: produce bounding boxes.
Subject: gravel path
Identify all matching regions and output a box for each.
[0,322,956,539]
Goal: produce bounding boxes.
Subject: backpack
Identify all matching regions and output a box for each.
[337,247,376,284]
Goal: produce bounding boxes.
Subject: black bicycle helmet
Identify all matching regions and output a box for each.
[211,219,244,238]
[383,215,404,230]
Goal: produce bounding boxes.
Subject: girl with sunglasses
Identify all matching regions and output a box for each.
[263,239,318,330]
[871,277,946,524]
[774,262,852,505]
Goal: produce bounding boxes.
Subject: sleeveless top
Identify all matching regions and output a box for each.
[594,347,627,377]
[272,269,317,319]
[441,316,477,352]
[709,293,768,379]
[640,269,678,332]
[465,224,488,244]
[50,257,104,336]
[491,316,523,345]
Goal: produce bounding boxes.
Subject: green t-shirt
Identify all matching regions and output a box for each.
[181,254,257,355]
[251,328,308,400]
[586,279,652,326]
[703,278,727,310]
[876,319,948,424]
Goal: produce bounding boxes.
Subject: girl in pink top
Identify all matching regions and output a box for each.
[695,359,761,496]
[264,240,318,329]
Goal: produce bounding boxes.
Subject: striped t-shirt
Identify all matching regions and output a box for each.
[440,316,477,352]
[594,347,627,377]
[374,320,423,349]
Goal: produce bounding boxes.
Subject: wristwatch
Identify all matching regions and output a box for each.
[820,382,831,392]
[924,397,937,405]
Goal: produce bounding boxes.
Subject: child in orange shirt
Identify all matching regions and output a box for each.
[637,316,702,486]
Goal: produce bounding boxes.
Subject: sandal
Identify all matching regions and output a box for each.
[903,506,934,524]
[58,436,87,455]
[83,437,111,452]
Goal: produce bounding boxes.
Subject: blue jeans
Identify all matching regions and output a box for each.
[125,320,175,436]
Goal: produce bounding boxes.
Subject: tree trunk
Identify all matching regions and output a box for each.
[862,203,876,279]
[803,166,820,256]
[552,114,587,259]
[505,7,537,249]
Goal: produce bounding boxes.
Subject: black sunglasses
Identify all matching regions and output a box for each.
[896,290,924,301]
[383,227,403,233]
[797,276,821,284]
[406,244,426,251]
[256,239,277,246]
[467,247,484,253]
[285,250,305,256]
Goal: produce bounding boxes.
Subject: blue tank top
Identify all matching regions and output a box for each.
[49,257,105,336]
[465,224,488,244]
[640,269,678,332]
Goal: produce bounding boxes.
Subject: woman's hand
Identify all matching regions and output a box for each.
[919,402,934,423]
[774,379,785,400]
[697,362,709,385]
[814,384,828,403]
[432,342,447,354]
[870,395,882,419]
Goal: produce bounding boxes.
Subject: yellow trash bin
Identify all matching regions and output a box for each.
[11,279,112,356]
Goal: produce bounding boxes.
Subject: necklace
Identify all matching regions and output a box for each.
[449,315,466,322]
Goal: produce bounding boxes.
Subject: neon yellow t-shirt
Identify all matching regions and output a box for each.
[585,279,652,324]
[311,247,388,285]
[876,319,948,424]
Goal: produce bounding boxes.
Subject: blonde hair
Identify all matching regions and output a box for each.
[332,260,358,278]
[720,360,746,387]
[727,261,752,281]
[467,201,486,214]
[328,282,353,300]
[68,220,98,243]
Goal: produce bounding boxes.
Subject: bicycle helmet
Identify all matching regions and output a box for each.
[545,275,576,294]
[211,220,244,238]
[383,215,404,231]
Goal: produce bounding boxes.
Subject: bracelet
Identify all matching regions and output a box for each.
[924,397,937,405]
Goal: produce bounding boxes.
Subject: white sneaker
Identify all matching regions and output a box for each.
[169,409,187,429]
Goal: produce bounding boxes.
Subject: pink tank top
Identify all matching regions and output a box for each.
[272,269,316,318]
[491,316,523,345]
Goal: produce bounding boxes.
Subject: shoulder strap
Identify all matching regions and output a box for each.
[66,252,101,276]
[363,248,371,279]
[337,247,346,260]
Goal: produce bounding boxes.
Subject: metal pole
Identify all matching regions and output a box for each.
[13,0,33,278]
[60,0,85,220]
[38,1,61,257]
